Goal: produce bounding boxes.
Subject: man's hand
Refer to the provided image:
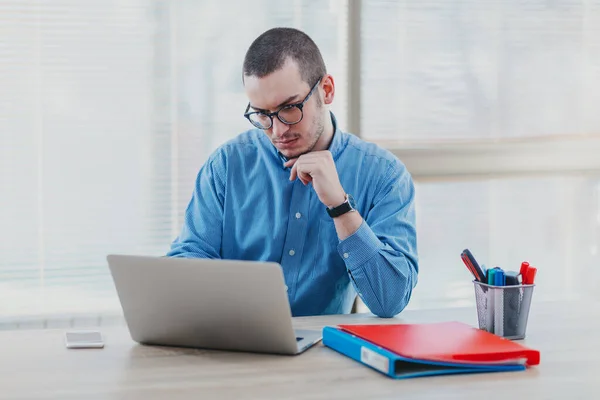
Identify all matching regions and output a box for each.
[284,151,346,208]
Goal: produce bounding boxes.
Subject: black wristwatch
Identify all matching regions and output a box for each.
[326,194,356,218]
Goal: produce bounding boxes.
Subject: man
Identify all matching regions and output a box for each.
[167,27,418,318]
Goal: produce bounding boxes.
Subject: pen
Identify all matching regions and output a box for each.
[492,268,505,337]
[504,271,519,286]
[523,266,537,285]
[519,262,537,285]
[461,249,486,282]
[494,269,505,287]
[461,253,479,281]
[519,261,530,282]
[487,268,496,285]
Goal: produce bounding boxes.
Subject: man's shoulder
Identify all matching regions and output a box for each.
[342,132,405,172]
[208,129,265,161]
[219,129,263,152]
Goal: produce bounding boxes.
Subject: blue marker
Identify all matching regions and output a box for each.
[494,269,506,286]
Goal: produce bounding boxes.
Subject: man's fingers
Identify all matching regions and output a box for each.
[283,158,298,168]
[288,156,319,183]
[289,162,298,181]
[299,171,312,185]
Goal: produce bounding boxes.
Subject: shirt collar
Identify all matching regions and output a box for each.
[276,111,345,167]
[327,111,345,160]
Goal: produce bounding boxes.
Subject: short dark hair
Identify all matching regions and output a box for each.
[243,27,326,86]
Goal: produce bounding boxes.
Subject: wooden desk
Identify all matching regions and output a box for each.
[0,300,597,400]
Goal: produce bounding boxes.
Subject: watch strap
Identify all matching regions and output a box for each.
[326,195,354,218]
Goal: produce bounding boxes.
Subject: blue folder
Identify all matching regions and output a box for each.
[322,326,526,379]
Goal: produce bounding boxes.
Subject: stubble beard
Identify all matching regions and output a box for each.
[289,109,325,159]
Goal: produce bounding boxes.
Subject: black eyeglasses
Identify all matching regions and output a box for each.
[243,78,322,130]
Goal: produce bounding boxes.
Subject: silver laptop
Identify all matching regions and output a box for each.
[106,254,322,355]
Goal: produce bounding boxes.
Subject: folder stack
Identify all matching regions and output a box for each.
[322,321,540,379]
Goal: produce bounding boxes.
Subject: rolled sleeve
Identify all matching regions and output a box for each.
[334,161,418,318]
[337,220,383,272]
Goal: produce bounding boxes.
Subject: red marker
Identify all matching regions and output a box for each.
[523,267,537,285]
[520,262,530,277]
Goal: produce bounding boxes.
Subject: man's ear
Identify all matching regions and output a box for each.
[321,74,335,105]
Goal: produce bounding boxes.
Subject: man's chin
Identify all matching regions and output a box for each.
[280,148,309,160]
[276,144,301,158]
[275,137,318,159]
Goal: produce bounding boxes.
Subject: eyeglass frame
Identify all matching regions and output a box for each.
[243,77,322,130]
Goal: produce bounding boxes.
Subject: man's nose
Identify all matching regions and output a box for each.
[271,117,289,138]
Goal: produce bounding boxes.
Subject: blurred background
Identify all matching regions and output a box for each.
[1,0,600,326]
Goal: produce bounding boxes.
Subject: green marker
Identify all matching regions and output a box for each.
[487,268,496,285]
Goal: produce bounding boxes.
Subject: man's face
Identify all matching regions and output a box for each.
[244,59,325,159]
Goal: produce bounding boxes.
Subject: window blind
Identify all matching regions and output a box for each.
[0,0,159,317]
[0,0,348,318]
[361,0,600,140]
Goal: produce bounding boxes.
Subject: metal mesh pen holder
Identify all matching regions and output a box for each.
[473,280,535,340]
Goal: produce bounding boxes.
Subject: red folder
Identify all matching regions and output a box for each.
[338,321,540,366]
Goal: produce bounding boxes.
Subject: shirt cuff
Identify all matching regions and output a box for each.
[337,221,383,273]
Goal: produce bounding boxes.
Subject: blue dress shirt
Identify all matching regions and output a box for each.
[167,113,419,317]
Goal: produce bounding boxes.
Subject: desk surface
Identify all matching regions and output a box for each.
[0,300,597,400]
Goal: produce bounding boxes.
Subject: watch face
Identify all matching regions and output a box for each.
[347,194,356,209]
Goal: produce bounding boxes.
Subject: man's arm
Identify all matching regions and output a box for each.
[285,151,418,318]
[166,151,226,259]
[336,163,418,318]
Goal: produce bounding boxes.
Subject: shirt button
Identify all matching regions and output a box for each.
[295,212,302,219]
[343,252,349,259]
[289,249,296,256]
